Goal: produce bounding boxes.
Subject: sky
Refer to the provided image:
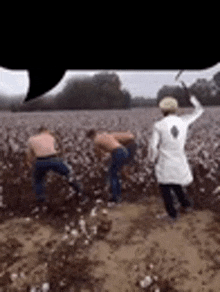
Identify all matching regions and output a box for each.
[0,64,220,99]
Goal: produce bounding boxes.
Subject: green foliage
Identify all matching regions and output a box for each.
[6,71,220,111]
[157,85,190,107]
[157,73,220,107]
[131,97,157,107]
[13,72,132,111]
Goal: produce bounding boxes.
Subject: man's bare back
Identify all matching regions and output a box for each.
[27,130,58,165]
[94,131,135,154]
[94,133,122,153]
[86,129,136,202]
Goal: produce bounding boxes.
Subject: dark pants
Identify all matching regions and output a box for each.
[123,141,137,165]
[109,148,130,202]
[159,184,192,218]
[33,156,80,203]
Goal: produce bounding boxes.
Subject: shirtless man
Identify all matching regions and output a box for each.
[26,126,87,207]
[86,129,136,203]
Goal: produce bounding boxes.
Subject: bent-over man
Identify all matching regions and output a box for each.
[86,129,136,203]
[26,126,88,208]
[148,95,204,222]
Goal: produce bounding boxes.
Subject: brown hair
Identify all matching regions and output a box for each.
[86,129,97,138]
[38,125,49,133]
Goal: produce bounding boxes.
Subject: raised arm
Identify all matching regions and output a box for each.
[182,95,204,126]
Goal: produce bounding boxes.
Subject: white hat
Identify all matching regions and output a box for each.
[159,97,178,111]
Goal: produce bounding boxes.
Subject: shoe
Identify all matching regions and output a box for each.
[108,197,117,203]
[108,196,122,205]
[107,197,117,207]
[107,202,116,208]
[158,213,177,224]
[180,206,193,214]
[116,197,122,203]
[166,216,177,224]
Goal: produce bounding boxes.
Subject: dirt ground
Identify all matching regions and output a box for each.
[89,198,220,292]
[0,192,220,292]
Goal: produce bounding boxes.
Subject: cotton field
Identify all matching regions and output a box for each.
[1,107,220,215]
[1,108,220,291]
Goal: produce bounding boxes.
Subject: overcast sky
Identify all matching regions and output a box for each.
[0,64,220,99]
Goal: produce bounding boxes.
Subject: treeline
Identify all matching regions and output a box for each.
[157,72,220,107]
[9,72,132,112]
[0,95,16,110]
[2,71,220,112]
[131,97,157,107]
[132,72,220,108]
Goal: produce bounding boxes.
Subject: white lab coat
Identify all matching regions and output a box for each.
[148,98,204,186]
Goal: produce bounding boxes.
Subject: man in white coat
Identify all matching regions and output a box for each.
[148,95,204,221]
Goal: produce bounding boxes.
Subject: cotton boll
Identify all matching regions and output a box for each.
[79,217,87,235]
[61,234,69,241]
[90,207,97,217]
[10,273,18,281]
[70,229,79,237]
[64,225,71,233]
[42,282,50,292]
[212,186,220,195]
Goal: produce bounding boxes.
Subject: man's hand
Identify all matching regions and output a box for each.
[24,156,32,168]
[94,145,109,161]
[190,95,201,107]
[121,165,132,181]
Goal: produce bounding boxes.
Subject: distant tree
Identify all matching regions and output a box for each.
[213,72,220,88]
[189,79,211,104]
[189,78,220,106]
[131,97,157,107]
[43,72,130,110]
[92,72,121,91]
[8,72,130,111]
[122,90,132,108]
[156,76,220,107]
[157,85,189,107]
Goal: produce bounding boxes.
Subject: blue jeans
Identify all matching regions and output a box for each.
[106,142,136,177]
[123,141,137,165]
[33,157,76,202]
[109,148,129,202]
